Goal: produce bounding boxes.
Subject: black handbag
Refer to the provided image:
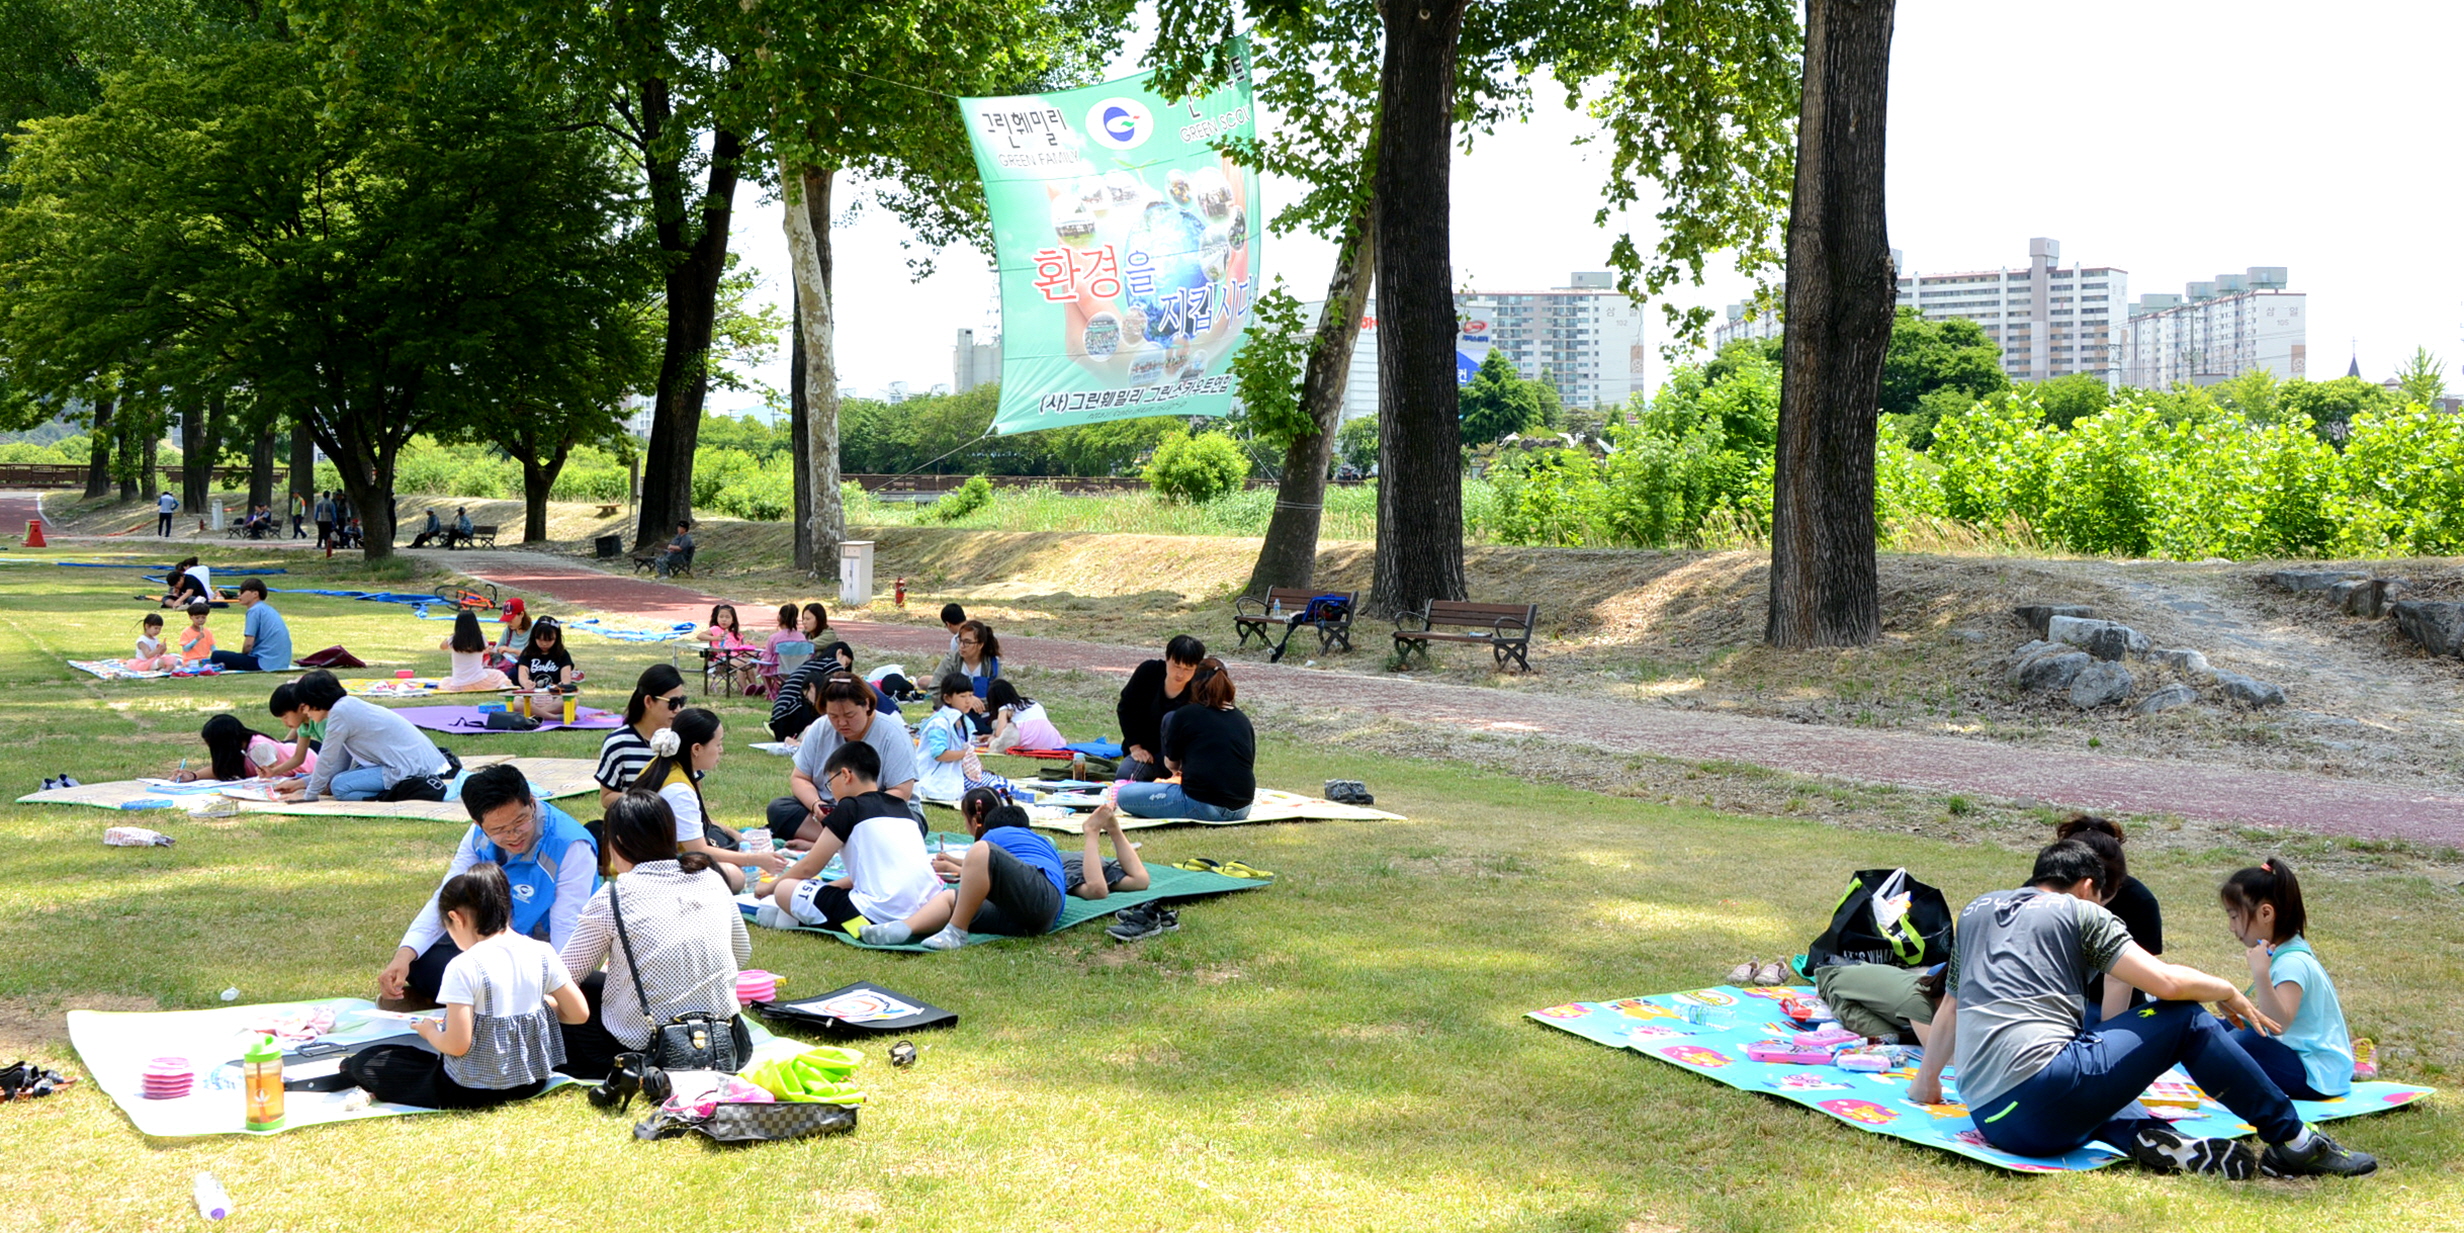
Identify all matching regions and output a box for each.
[609,881,748,1073]
[1806,867,1955,971]
[633,1099,858,1143]
[485,711,541,730]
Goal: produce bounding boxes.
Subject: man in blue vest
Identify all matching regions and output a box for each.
[376,764,598,1008]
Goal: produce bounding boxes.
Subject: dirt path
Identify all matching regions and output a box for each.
[452,549,2464,848]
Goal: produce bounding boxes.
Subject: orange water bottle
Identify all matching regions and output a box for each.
[242,1034,284,1131]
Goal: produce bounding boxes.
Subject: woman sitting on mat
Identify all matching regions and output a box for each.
[515,617,580,691]
[346,862,589,1110]
[595,664,684,810]
[984,679,1064,754]
[2055,815,2164,1024]
[182,712,316,783]
[438,609,513,692]
[158,557,211,608]
[487,599,532,673]
[2220,857,2355,1101]
[126,613,178,672]
[633,707,785,892]
[933,620,1002,700]
[556,790,752,1081]
[1116,658,1254,823]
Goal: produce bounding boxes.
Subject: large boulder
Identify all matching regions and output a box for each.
[2049,615,2148,659]
[2131,683,2197,716]
[2068,661,2133,710]
[2267,570,2361,593]
[2010,649,2092,693]
[2213,670,2287,708]
[2329,579,2397,620]
[2013,604,2096,638]
[2390,600,2464,658]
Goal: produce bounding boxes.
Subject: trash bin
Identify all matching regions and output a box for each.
[595,534,623,559]
[839,540,874,609]
[209,498,225,531]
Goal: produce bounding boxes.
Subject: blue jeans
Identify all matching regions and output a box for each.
[2231,1028,2338,1101]
[207,650,261,672]
[1115,782,1249,822]
[327,766,390,800]
[1971,1000,2303,1157]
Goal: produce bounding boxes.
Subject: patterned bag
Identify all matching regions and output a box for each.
[633,1100,858,1143]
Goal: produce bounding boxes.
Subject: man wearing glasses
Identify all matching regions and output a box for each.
[375,765,599,1009]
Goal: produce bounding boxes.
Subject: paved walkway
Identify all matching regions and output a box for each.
[429,549,2464,847]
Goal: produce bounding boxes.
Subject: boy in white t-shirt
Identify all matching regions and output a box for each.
[762,741,953,946]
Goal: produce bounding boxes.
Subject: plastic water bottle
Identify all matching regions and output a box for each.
[193,1172,231,1220]
[1269,597,1284,620]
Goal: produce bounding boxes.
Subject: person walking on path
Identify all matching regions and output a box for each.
[290,491,308,539]
[155,491,178,536]
[314,492,336,548]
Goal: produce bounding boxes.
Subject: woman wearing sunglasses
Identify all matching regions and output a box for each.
[596,664,688,810]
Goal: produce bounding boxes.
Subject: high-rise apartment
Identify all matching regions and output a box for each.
[952,328,1003,393]
[1301,274,1650,421]
[2121,270,2305,388]
[1716,240,2128,385]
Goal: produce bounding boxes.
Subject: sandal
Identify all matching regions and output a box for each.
[1754,960,1791,987]
[1172,858,1225,873]
[1214,861,1275,879]
[1726,958,1761,985]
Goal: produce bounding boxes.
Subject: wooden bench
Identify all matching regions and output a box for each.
[593,503,621,518]
[1233,587,1357,659]
[633,544,696,578]
[1392,600,1539,673]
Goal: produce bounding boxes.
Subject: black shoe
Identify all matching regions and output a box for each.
[2261,1128,2378,1178]
[2130,1125,2257,1179]
[1107,904,1180,943]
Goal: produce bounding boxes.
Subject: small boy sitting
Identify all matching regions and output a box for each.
[762,741,951,946]
[917,802,1068,950]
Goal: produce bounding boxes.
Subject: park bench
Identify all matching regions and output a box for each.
[1392,600,1539,673]
[633,544,696,578]
[593,503,621,517]
[1232,587,1356,660]
[453,524,498,549]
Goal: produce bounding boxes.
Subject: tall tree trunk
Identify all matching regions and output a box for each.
[790,283,814,573]
[1245,199,1375,598]
[633,102,744,550]
[248,420,276,513]
[179,399,208,513]
[290,415,316,508]
[1766,0,1896,649]
[327,429,400,561]
[520,449,566,544]
[83,395,113,499]
[1369,0,1469,618]
[123,410,147,500]
[783,161,844,583]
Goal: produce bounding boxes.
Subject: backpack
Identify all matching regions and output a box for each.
[1300,594,1352,625]
[296,645,366,669]
[1806,867,1955,971]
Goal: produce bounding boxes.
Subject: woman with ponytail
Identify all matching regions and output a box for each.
[632,707,784,893]
[1114,657,1254,822]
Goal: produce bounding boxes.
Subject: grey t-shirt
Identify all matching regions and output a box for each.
[791,709,919,792]
[1946,888,2133,1111]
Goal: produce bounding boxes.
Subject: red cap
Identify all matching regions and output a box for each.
[502,597,526,622]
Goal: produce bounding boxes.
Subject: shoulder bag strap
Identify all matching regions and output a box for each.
[606,880,657,1026]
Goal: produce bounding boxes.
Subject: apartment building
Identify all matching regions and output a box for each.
[2121,269,2306,388]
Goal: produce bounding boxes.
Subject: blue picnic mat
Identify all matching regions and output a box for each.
[1531,986,2434,1173]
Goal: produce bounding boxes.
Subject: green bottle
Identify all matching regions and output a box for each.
[242,1034,284,1131]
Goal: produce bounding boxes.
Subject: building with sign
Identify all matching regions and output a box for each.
[2121,269,2305,388]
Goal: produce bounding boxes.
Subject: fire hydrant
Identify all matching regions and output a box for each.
[893,577,907,609]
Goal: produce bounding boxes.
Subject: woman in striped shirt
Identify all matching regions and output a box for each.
[596,665,687,811]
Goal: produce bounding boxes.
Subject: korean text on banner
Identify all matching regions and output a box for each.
[959,44,1262,435]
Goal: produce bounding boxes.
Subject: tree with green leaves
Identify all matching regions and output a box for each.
[2278,374,2395,441]
[1766,0,1897,649]
[1459,349,1556,446]
[2393,346,2446,408]
[1879,308,2006,416]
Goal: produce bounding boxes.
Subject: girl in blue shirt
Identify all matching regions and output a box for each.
[2221,858,2353,1100]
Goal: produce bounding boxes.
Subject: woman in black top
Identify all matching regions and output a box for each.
[2057,814,2162,1023]
[1115,657,1254,821]
[1114,635,1205,782]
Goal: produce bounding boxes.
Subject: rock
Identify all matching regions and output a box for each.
[2154,647,2215,682]
[2010,650,2092,693]
[2049,615,2149,658]
[2068,661,2133,709]
[2011,639,2054,661]
[2131,682,2197,716]
[2266,570,2361,593]
[2213,670,2287,708]
[2013,604,2096,637]
[2330,579,2392,619]
[2389,600,2464,658]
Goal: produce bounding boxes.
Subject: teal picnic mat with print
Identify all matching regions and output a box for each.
[1531,986,2433,1174]
[740,861,1272,952]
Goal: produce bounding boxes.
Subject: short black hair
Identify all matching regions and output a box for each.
[2028,840,2106,896]
[824,739,881,784]
[936,672,974,702]
[1165,634,1206,664]
[238,577,268,599]
[458,764,535,822]
[940,603,966,625]
[268,682,299,717]
[437,862,512,937]
[983,803,1031,832]
[186,600,212,616]
[295,670,346,710]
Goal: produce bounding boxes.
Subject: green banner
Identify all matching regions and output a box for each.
[959,47,1261,435]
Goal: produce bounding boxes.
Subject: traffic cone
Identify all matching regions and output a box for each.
[25,519,45,548]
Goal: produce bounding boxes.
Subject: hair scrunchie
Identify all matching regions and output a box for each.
[649,727,682,757]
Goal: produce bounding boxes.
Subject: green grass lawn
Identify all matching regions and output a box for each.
[0,549,2456,1232]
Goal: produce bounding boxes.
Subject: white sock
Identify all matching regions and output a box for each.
[2284,1126,2317,1151]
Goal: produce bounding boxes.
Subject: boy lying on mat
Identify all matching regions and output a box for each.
[757,741,951,946]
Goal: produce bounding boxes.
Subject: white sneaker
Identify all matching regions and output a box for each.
[751,904,795,931]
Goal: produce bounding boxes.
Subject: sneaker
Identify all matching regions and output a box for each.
[751,904,795,931]
[2261,1128,2378,1178]
[58,774,79,788]
[2130,1125,2257,1179]
[919,925,968,951]
[39,779,55,792]
[1107,904,1180,942]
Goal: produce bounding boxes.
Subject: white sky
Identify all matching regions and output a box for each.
[717,0,2463,411]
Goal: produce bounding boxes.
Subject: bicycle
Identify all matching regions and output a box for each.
[430,582,500,611]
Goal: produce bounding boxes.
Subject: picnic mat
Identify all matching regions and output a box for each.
[740,851,1273,952]
[15,757,599,822]
[1020,786,1403,831]
[388,704,621,733]
[68,659,308,682]
[1530,986,2436,1174]
[67,997,806,1137]
[342,677,444,697]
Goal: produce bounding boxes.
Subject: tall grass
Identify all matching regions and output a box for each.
[843,480,1388,542]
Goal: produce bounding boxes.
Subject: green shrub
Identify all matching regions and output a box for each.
[931,474,993,523]
[1144,431,1251,504]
